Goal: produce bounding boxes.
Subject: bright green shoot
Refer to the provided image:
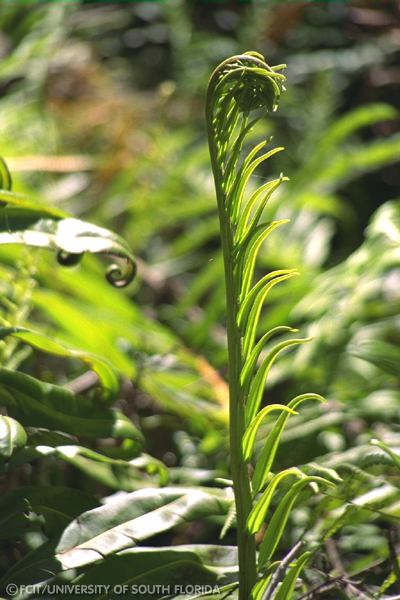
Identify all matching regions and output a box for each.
[206,53,335,599]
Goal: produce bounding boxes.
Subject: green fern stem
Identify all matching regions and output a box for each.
[206,84,256,600]
[221,202,257,598]
[206,53,287,598]
[206,54,341,599]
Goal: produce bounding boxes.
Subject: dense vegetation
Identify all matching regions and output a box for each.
[0,2,399,599]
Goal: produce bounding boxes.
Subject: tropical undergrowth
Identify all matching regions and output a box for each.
[0,6,399,597]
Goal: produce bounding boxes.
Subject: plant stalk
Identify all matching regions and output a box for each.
[206,91,257,597]
[219,213,257,599]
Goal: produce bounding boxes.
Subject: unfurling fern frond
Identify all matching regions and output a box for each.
[206,53,336,599]
[0,156,137,288]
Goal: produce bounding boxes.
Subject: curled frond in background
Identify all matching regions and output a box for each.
[0,156,137,288]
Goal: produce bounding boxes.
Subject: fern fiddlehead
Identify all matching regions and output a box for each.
[206,53,335,599]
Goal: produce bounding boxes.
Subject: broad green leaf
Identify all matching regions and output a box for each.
[246,338,312,425]
[8,445,167,491]
[26,428,75,447]
[258,476,335,567]
[247,468,304,534]
[66,545,238,600]
[0,415,27,458]
[33,290,135,377]
[0,368,143,444]
[36,255,176,356]
[142,369,225,427]
[273,550,312,600]
[0,486,98,539]
[0,217,136,288]
[57,487,231,570]
[0,327,119,401]
[252,394,326,493]
[2,487,232,585]
[242,405,297,462]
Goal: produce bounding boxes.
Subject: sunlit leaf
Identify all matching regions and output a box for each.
[258,476,334,567]
[230,146,284,222]
[237,219,290,300]
[1,487,233,585]
[241,326,298,392]
[0,415,27,458]
[247,468,304,534]
[236,175,288,242]
[250,572,273,600]
[0,327,119,401]
[273,550,312,600]
[0,368,143,444]
[252,394,326,493]
[0,217,136,288]
[242,405,297,462]
[238,270,298,358]
[246,338,312,425]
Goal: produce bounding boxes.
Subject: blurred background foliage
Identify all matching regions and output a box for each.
[0,0,399,597]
